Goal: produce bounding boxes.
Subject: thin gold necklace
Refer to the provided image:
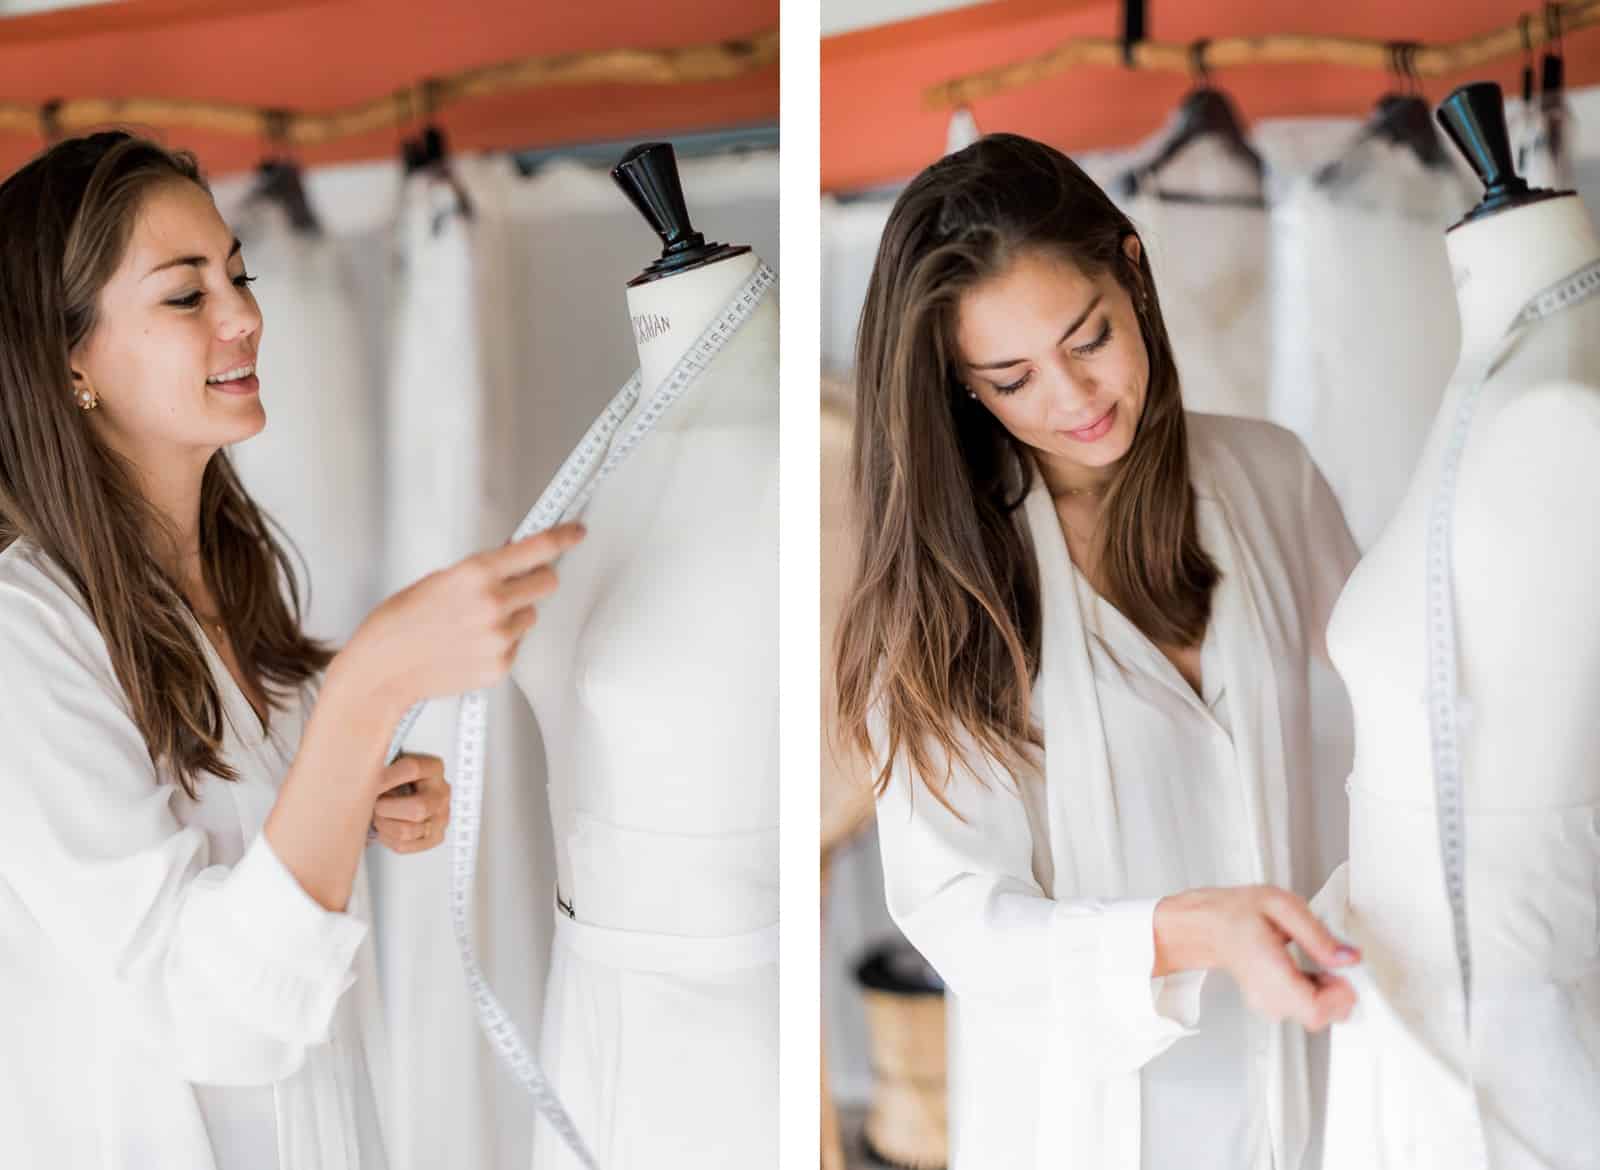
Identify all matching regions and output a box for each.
[189,605,227,640]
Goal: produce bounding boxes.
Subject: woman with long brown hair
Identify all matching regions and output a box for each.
[0,131,582,1169]
[835,133,1362,1170]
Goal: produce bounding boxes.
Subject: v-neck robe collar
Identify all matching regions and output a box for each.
[1022,450,1308,1170]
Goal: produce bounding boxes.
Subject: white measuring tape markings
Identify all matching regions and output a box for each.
[1423,255,1600,1163]
[381,261,775,1169]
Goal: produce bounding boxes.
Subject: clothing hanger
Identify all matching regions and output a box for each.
[400,80,475,230]
[1315,43,1448,189]
[1117,40,1266,209]
[241,110,323,235]
[1541,1,1567,110]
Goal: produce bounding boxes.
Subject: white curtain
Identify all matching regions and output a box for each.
[212,144,778,1170]
[820,86,1600,1108]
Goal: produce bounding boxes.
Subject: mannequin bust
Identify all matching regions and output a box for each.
[509,142,777,1166]
[1319,84,1600,1167]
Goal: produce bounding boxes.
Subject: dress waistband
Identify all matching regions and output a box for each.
[1345,783,1600,984]
[551,888,778,974]
[560,812,778,937]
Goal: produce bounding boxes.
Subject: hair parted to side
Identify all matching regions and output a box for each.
[833,132,1219,810]
[0,129,335,799]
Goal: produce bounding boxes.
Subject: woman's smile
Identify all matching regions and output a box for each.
[1061,403,1117,443]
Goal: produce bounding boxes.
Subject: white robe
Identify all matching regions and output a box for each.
[874,413,1358,1170]
[0,537,388,1169]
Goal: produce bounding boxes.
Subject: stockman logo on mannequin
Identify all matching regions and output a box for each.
[383,260,777,1168]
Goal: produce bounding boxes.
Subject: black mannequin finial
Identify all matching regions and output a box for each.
[1437,81,1568,227]
[611,142,749,286]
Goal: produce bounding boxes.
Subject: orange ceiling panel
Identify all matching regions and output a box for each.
[823,0,1600,191]
[0,0,777,179]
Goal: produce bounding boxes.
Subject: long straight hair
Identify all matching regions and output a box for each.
[834,133,1219,806]
[0,131,335,799]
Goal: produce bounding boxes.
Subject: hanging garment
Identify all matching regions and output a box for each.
[0,537,388,1170]
[874,414,1359,1170]
[1119,139,1273,420]
[1267,139,1476,550]
[225,199,383,647]
[1514,94,1579,193]
[373,164,528,1170]
[510,277,780,1170]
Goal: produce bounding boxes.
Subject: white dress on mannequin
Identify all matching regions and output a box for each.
[1267,140,1475,549]
[511,256,778,1169]
[226,200,381,646]
[1313,194,1600,1170]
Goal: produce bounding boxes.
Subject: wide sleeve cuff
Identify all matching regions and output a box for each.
[178,834,369,1050]
[1092,897,1202,1048]
[1153,970,1208,1028]
[230,834,370,979]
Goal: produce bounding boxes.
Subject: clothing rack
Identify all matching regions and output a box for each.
[0,26,777,146]
[924,2,1597,109]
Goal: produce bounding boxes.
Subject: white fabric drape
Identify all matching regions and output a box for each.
[226,201,383,646]
[209,146,777,1170]
[1266,141,1475,549]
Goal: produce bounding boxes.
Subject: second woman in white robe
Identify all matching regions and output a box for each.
[876,413,1359,1170]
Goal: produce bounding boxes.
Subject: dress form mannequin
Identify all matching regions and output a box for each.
[509,143,777,1169]
[1317,85,1600,1169]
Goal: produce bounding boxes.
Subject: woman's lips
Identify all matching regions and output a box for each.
[208,373,259,396]
[1062,403,1116,442]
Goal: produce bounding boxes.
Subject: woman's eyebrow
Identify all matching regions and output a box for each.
[967,293,1103,369]
[143,236,242,280]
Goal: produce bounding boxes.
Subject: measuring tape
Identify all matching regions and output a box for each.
[1423,254,1600,1160]
[379,260,774,1169]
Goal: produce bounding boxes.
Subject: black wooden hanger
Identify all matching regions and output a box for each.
[400,81,475,230]
[1316,44,1448,189]
[243,110,323,235]
[1117,41,1266,209]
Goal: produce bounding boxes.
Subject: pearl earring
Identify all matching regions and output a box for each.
[76,387,98,411]
[967,388,978,400]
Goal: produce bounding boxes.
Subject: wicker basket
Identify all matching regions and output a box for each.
[854,944,948,1170]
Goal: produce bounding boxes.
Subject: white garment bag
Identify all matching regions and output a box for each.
[1117,137,1272,421]
[373,161,539,1170]
[1267,139,1475,550]
[225,199,383,646]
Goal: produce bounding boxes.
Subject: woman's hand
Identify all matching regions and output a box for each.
[1154,885,1360,1032]
[345,523,587,716]
[370,752,451,855]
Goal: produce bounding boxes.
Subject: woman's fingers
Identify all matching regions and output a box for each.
[1260,889,1360,970]
[372,752,452,855]
[482,523,587,579]
[1310,973,1357,1025]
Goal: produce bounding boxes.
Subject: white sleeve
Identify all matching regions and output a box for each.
[872,709,1204,1076]
[0,580,367,1085]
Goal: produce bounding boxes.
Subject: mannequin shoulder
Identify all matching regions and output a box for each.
[1462,376,1600,513]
